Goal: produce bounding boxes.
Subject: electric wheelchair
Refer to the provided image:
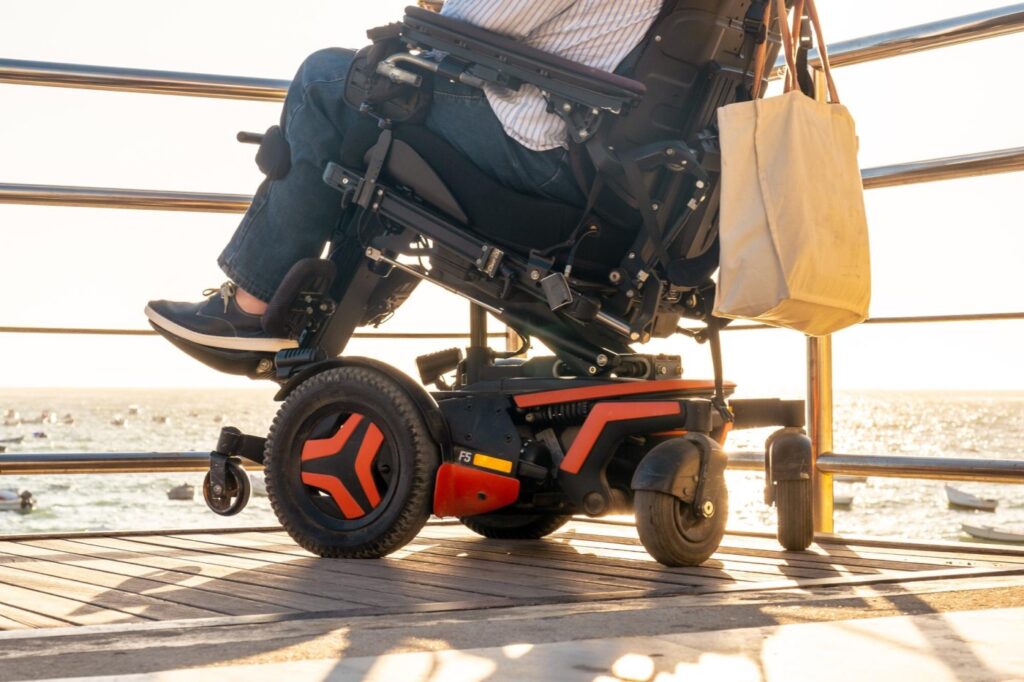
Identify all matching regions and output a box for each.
[159,1,817,567]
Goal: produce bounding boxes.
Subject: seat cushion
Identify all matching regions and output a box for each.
[390,125,583,254]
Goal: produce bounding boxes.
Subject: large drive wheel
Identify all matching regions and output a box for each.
[635,475,728,567]
[460,513,571,539]
[265,366,439,558]
[775,479,814,551]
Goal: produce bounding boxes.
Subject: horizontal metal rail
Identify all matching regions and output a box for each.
[0,325,506,340]
[3,146,1021,217]
[817,454,1024,484]
[0,451,254,475]
[5,312,1023,338]
[3,450,1022,483]
[775,3,1024,75]
[0,58,290,101]
[2,6,1021,100]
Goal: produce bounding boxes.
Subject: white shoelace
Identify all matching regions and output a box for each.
[201,282,238,313]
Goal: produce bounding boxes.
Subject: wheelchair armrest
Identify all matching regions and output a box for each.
[401,5,645,114]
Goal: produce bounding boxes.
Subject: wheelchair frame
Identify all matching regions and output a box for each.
[183,1,817,566]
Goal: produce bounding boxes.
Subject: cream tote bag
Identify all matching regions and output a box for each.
[714,0,870,336]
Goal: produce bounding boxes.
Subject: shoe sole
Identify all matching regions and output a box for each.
[145,306,299,353]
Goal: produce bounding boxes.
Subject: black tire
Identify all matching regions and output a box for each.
[460,513,571,539]
[635,477,728,567]
[265,366,439,558]
[776,479,814,551]
[202,459,251,517]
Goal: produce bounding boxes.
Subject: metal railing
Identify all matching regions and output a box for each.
[2,6,1024,535]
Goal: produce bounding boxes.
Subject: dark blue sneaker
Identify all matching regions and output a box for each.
[145,283,297,353]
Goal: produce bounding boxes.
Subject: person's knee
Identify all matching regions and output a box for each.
[294,48,357,89]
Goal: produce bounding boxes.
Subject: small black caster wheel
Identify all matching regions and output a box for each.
[203,459,251,516]
[634,435,729,567]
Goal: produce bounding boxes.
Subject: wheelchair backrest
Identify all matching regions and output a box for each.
[608,0,781,149]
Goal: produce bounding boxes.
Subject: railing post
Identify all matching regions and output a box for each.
[807,67,834,534]
[807,335,835,533]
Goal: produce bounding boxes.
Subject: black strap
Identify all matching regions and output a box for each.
[706,318,733,424]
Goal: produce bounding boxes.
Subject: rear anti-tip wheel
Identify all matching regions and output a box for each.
[203,459,251,516]
[265,366,439,558]
[635,473,728,567]
[460,513,571,539]
[775,478,814,551]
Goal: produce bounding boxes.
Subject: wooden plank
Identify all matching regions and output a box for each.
[67,536,440,607]
[0,579,146,626]
[545,523,983,571]
[0,564,218,622]
[416,527,847,581]
[1,541,300,616]
[227,531,672,592]
[167,533,571,599]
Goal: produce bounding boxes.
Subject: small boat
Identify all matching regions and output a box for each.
[167,483,195,501]
[152,415,171,424]
[945,485,997,512]
[962,524,1024,544]
[32,431,47,439]
[835,475,868,483]
[0,435,24,444]
[111,415,126,427]
[61,413,75,425]
[213,414,226,423]
[2,409,19,420]
[128,405,141,416]
[834,494,854,509]
[0,445,5,454]
[0,489,35,513]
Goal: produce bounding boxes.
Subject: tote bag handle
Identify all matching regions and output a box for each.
[764,0,841,103]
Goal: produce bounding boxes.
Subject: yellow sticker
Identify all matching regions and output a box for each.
[472,453,513,474]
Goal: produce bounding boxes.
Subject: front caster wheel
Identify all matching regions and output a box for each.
[775,479,814,551]
[203,459,251,516]
[635,476,728,567]
[460,513,571,539]
[265,366,439,558]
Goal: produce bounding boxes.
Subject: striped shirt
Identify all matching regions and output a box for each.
[441,0,662,151]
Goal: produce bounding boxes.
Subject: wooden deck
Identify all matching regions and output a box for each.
[0,519,1022,630]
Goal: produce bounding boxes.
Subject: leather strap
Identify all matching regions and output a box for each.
[774,0,841,103]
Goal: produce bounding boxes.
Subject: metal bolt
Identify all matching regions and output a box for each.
[702,500,716,518]
[587,366,598,375]
[628,252,636,260]
[376,188,384,196]
[256,359,273,373]
[562,103,572,113]
[596,354,609,367]
[651,203,660,211]
[659,366,668,375]
[609,271,622,284]
[696,180,706,189]
[213,485,223,495]
[371,202,380,210]
[341,177,349,185]
[630,332,640,341]
[654,35,662,42]
[525,413,535,423]
[625,289,635,298]
[665,148,675,156]
[530,270,541,281]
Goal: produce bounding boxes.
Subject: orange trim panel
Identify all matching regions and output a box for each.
[354,423,384,508]
[301,414,364,461]
[301,472,365,519]
[513,379,735,409]
[433,462,520,518]
[561,402,681,475]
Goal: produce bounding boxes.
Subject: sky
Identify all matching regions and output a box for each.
[0,0,1022,394]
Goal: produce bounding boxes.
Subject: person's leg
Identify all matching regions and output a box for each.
[146,48,361,352]
[424,81,586,208]
[218,48,361,305]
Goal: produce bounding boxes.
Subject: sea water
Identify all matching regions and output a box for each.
[1,388,1022,541]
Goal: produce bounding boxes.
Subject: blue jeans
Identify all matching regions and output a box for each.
[218,48,585,301]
